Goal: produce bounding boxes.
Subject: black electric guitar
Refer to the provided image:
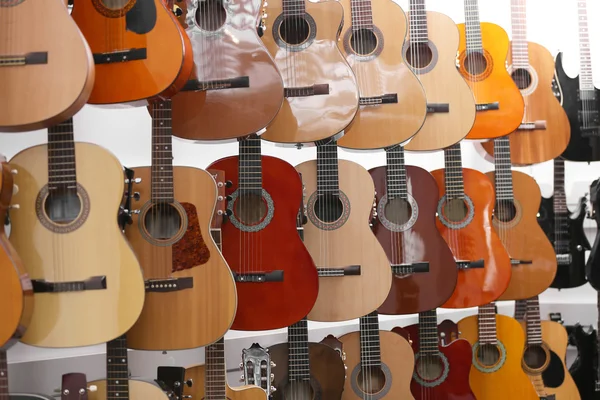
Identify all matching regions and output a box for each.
[587,179,600,289]
[568,319,599,400]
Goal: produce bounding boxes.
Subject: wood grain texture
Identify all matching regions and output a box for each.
[430,168,511,308]
[182,364,267,400]
[0,0,94,132]
[125,166,236,351]
[370,165,457,314]
[339,330,414,400]
[336,0,426,149]
[296,159,391,322]
[404,11,476,151]
[9,143,145,348]
[171,0,284,140]
[481,42,571,165]
[486,171,557,300]
[88,379,168,400]
[260,0,359,144]
[457,22,524,140]
[458,314,538,399]
[71,0,189,104]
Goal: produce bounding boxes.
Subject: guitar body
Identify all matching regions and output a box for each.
[430,168,511,308]
[336,0,426,149]
[0,0,94,132]
[268,342,346,400]
[125,166,236,350]
[260,0,359,144]
[569,325,600,399]
[556,52,600,162]
[370,165,457,314]
[403,323,476,400]
[486,171,557,300]
[295,160,391,322]
[404,11,476,151]
[207,156,318,331]
[88,379,168,400]
[183,364,267,400]
[339,330,414,400]
[458,314,538,399]
[481,42,570,165]
[71,0,192,104]
[9,395,53,399]
[170,0,284,140]
[9,143,145,348]
[457,22,524,139]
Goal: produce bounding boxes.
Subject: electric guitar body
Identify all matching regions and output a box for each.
[587,179,600,290]
[569,324,599,399]
[182,364,267,400]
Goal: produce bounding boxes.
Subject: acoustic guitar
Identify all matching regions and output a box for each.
[538,158,589,289]
[170,0,284,141]
[481,0,570,165]
[430,144,511,308]
[403,0,476,151]
[0,0,94,132]
[485,137,557,301]
[295,139,391,322]
[457,0,524,139]
[339,311,414,399]
[8,119,145,348]
[519,296,580,399]
[587,178,600,290]
[259,0,359,144]
[207,135,318,331]
[568,300,600,399]
[71,0,193,104]
[557,0,600,162]
[370,145,457,315]
[335,0,426,149]
[124,100,236,351]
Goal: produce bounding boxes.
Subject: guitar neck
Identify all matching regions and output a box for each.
[151,99,175,203]
[525,296,543,346]
[205,338,227,399]
[239,134,263,196]
[493,137,514,201]
[553,158,569,253]
[107,335,130,400]
[510,0,529,67]
[0,350,8,400]
[350,0,374,31]
[577,0,594,91]
[283,0,305,17]
[408,0,428,43]
[385,145,408,200]
[359,311,381,368]
[316,140,340,196]
[288,317,310,381]
[463,0,483,51]
[48,118,77,194]
[418,310,439,355]
[477,303,498,345]
[443,143,465,199]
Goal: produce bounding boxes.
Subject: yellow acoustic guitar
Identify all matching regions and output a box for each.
[8,119,145,348]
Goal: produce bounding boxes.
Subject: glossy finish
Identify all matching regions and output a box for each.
[260,0,359,144]
[182,364,267,400]
[430,168,511,308]
[72,0,191,104]
[337,0,426,149]
[171,0,284,140]
[587,179,600,289]
[370,165,457,314]
[88,380,167,400]
[569,325,600,399]
[486,171,557,300]
[457,23,524,139]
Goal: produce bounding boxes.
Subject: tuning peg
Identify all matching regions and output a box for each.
[270,361,276,368]
[225,180,233,188]
[9,204,19,210]
[125,177,142,184]
[270,373,274,382]
[12,184,18,195]
[217,210,224,216]
[218,195,224,201]
[88,385,97,392]
[270,386,277,393]
[172,4,183,16]
[225,209,233,217]
[10,169,17,175]
[185,379,193,387]
[226,195,233,202]
[130,209,141,215]
[217,181,224,188]
[240,374,245,382]
[131,192,140,201]
[239,362,244,370]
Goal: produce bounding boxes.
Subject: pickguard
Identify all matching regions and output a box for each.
[542,350,566,388]
[172,202,210,271]
[126,0,157,34]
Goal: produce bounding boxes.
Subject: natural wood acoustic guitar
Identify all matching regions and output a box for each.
[8,119,145,348]
[403,0,476,151]
[457,0,524,139]
[0,0,94,132]
[259,0,359,144]
[336,0,426,149]
[370,145,457,315]
[481,0,570,165]
[71,0,193,104]
[170,0,284,141]
[296,139,391,322]
[124,100,236,351]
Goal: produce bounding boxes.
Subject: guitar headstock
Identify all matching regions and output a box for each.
[551,75,562,104]
[156,366,191,399]
[320,334,346,362]
[297,172,308,232]
[589,179,600,223]
[241,343,275,396]
[119,167,141,232]
[438,319,460,346]
[61,373,93,400]
[207,169,228,230]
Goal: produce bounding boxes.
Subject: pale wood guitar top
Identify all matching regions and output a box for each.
[183,364,267,400]
[88,379,168,400]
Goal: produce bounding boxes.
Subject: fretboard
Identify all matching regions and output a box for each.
[464,0,483,51]
[107,335,130,400]
[288,318,310,382]
[385,145,408,199]
[408,0,428,43]
[0,350,8,400]
[478,303,498,345]
[359,311,381,368]
[283,0,305,17]
[418,310,439,355]
[316,140,340,196]
[443,143,465,199]
[238,135,262,196]
[493,137,514,201]
[48,118,77,194]
[151,100,174,203]
[350,0,373,31]
[205,338,227,399]
[553,158,569,253]
[510,0,529,68]
[525,296,542,345]
[578,0,594,91]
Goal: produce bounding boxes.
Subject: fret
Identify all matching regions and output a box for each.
[408,0,429,43]
[552,158,570,253]
[316,140,340,196]
[48,118,77,194]
[238,134,263,195]
[288,318,311,381]
[385,145,408,199]
[0,350,8,400]
[577,0,594,90]
[525,296,543,345]
[205,338,227,399]
[510,0,529,67]
[350,0,374,30]
[283,0,305,16]
[151,100,175,203]
[493,137,514,201]
[106,335,130,399]
[418,310,439,355]
[359,311,381,368]
[464,0,483,51]
[443,144,465,198]
[478,303,498,345]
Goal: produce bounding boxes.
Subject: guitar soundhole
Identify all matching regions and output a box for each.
[357,367,386,394]
[512,68,532,90]
[280,16,310,45]
[285,381,314,398]
[443,199,468,222]
[235,194,267,226]
[384,198,412,225]
[144,203,183,240]
[476,344,501,367]
[100,0,130,10]
[314,194,344,223]
[416,355,444,380]
[195,0,227,32]
[350,29,378,56]
[495,200,517,222]
[463,51,488,76]
[405,43,433,69]
[523,344,548,370]
[45,190,82,225]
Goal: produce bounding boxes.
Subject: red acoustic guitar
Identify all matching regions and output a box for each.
[207,135,319,331]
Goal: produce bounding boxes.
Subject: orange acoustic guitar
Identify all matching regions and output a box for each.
[431,144,511,308]
[71,0,193,104]
[481,0,570,165]
[457,0,524,139]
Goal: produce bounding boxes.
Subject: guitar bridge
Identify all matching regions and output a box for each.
[93,48,147,64]
[510,259,533,266]
[359,94,398,106]
[285,84,329,98]
[456,259,484,270]
[32,276,106,293]
[391,262,429,275]
[232,270,284,283]
[0,52,48,67]
[317,265,361,277]
[145,277,193,292]
[475,102,499,111]
[426,103,450,113]
[182,76,250,91]
[519,120,547,130]
[556,254,573,266]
